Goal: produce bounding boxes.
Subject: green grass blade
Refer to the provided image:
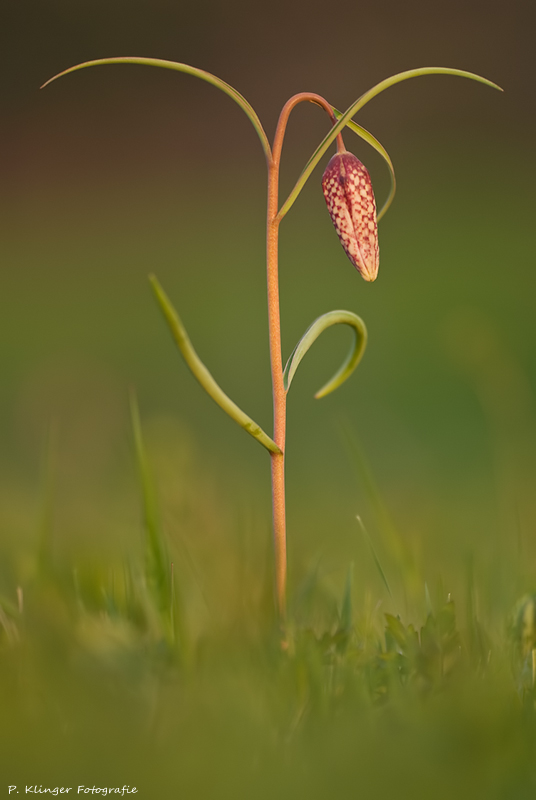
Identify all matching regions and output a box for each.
[292,558,321,618]
[339,563,353,632]
[277,67,502,220]
[41,56,272,162]
[425,582,433,616]
[130,393,174,643]
[340,419,421,597]
[150,275,281,454]
[283,310,367,399]
[356,515,393,600]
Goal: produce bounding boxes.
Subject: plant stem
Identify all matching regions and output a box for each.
[267,93,343,622]
[266,156,286,621]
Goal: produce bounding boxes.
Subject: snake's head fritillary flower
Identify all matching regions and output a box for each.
[322,151,379,282]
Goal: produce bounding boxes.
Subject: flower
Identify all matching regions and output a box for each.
[322,151,379,282]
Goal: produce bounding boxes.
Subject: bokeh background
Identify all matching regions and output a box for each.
[1,0,535,612]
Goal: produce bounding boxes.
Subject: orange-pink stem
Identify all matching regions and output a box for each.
[267,93,342,621]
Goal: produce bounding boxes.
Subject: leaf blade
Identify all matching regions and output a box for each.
[334,114,396,223]
[278,67,502,220]
[356,515,393,601]
[283,310,367,399]
[339,563,353,632]
[41,56,272,161]
[130,392,175,646]
[150,275,281,455]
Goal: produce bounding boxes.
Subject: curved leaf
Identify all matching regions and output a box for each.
[283,310,367,399]
[41,57,272,162]
[335,114,396,223]
[298,114,396,224]
[277,67,502,220]
[150,275,281,455]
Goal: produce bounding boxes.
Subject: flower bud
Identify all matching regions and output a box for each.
[322,151,379,282]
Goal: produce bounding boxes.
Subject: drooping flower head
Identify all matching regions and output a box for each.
[322,151,379,282]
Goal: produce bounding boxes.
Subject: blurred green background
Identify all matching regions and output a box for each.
[2,0,535,585]
[1,0,536,794]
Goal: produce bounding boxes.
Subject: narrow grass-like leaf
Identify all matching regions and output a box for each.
[0,598,19,645]
[150,275,281,454]
[334,114,396,223]
[357,515,393,600]
[340,419,421,594]
[283,310,367,399]
[385,612,407,649]
[425,582,433,615]
[304,115,395,224]
[292,558,321,620]
[339,563,353,632]
[278,67,502,220]
[130,393,174,645]
[41,57,272,162]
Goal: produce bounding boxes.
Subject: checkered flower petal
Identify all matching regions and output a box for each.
[322,151,379,282]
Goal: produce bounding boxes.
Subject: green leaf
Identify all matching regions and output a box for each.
[278,67,502,220]
[298,115,396,224]
[41,56,272,162]
[339,563,353,632]
[385,613,407,649]
[335,114,396,223]
[130,393,175,645]
[356,515,393,600]
[283,310,367,399]
[150,275,281,455]
[436,599,457,640]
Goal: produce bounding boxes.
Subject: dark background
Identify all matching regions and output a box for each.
[0,0,535,599]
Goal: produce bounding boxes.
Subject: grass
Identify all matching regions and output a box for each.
[1,409,536,799]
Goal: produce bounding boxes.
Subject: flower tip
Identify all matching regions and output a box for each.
[361,269,378,283]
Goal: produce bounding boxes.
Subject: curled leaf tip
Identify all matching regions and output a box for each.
[284,310,367,399]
